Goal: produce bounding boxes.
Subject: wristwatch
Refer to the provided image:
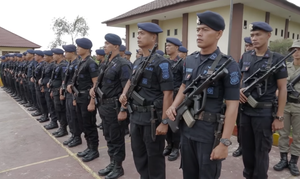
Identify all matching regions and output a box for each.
[275,116,284,121]
[161,119,168,125]
[120,107,128,112]
[220,138,232,146]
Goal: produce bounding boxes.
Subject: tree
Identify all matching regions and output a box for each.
[269,39,293,56]
[49,16,89,48]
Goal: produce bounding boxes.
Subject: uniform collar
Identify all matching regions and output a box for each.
[199,48,221,61]
[251,49,272,58]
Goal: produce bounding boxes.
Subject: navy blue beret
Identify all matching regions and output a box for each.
[16,53,23,58]
[1,56,5,60]
[43,50,53,56]
[5,54,9,57]
[125,51,132,55]
[34,50,44,56]
[23,52,27,56]
[156,50,164,56]
[119,45,126,51]
[76,38,93,49]
[9,54,14,57]
[136,49,139,53]
[96,49,105,55]
[244,37,252,44]
[166,37,182,46]
[27,49,35,54]
[105,33,122,46]
[197,11,225,31]
[250,22,273,32]
[137,22,163,33]
[14,53,18,56]
[51,48,64,54]
[178,46,188,53]
[62,44,77,52]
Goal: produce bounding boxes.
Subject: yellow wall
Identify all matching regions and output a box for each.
[128,23,139,62]
[288,21,300,40]
[269,14,286,42]
[0,47,30,56]
[158,17,183,53]
[188,6,231,55]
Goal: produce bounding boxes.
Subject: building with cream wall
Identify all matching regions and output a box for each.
[104,0,300,62]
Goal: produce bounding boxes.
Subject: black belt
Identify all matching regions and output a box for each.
[79,90,89,94]
[195,111,219,123]
[131,104,153,113]
[101,97,117,104]
[287,96,300,104]
[255,102,273,108]
[53,88,60,91]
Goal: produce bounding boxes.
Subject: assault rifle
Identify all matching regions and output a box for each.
[242,49,296,108]
[48,68,55,93]
[287,72,300,98]
[94,52,112,105]
[125,44,158,113]
[171,58,183,70]
[167,59,231,133]
[61,61,70,97]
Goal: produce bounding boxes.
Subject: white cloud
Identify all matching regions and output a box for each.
[0,0,153,54]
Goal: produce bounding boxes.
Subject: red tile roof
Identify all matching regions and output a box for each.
[103,0,190,23]
[0,26,41,48]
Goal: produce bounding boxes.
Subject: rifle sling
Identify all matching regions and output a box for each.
[206,53,223,75]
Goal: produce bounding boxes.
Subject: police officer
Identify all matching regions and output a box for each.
[90,33,131,179]
[273,40,300,176]
[61,44,82,147]
[163,37,183,161]
[42,51,59,129]
[119,45,126,58]
[96,49,106,69]
[119,22,174,179]
[239,22,287,179]
[244,37,254,52]
[178,46,188,60]
[67,38,99,162]
[135,49,143,59]
[233,36,254,158]
[156,50,164,56]
[33,50,49,122]
[166,11,241,179]
[124,51,132,61]
[48,48,68,137]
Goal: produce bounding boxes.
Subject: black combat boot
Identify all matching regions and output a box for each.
[77,147,90,157]
[163,144,172,156]
[289,155,300,176]
[44,121,58,130]
[168,143,180,161]
[105,161,124,179]
[273,152,289,171]
[98,159,115,176]
[82,148,99,162]
[68,136,82,147]
[54,127,68,138]
[63,135,74,145]
[232,145,242,157]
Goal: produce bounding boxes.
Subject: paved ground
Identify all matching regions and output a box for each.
[0,88,299,179]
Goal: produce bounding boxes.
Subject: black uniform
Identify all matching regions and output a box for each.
[65,58,82,138]
[130,54,173,179]
[27,59,38,110]
[34,61,48,118]
[73,56,99,150]
[52,60,68,131]
[181,49,240,179]
[42,62,58,126]
[99,54,131,163]
[239,49,288,179]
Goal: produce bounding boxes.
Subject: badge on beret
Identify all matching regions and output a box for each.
[249,24,253,31]
[197,16,200,25]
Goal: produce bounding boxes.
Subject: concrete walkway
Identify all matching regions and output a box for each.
[0,88,299,179]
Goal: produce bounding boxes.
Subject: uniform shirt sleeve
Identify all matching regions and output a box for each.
[182,61,187,85]
[88,60,99,78]
[120,63,132,88]
[274,54,288,80]
[223,60,241,100]
[238,55,244,71]
[157,60,174,91]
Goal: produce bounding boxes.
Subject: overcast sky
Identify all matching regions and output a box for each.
[1,0,299,55]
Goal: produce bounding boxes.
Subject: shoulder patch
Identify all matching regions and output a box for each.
[159,62,170,79]
[89,63,97,72]
[230,71,240,85]
[207,87,214,94]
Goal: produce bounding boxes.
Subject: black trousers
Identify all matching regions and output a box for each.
[53,90,67,128]
[44,88,57,123]
[100,112,125,162]
[66,96,82,136]
[181,135,221,179]
[29,81,37,108]
[236,105,242,145]
[35,85,42,112]
[35,85,48,116]
[240,113,273,179]
[76,100,98,149]
[131,122,165,179]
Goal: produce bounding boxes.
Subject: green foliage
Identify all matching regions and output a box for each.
[269,39,293,56]
[49,16,89,48]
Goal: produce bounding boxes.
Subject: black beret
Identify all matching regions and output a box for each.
[105,33,122,46]
[125,51,132,55]
[62,44,77,52]
[96,49,105,55]
[137,22,163,33]
[1,56,5,60]
[178,46,188,53]
[34,50,44,57]
[244,37,252,44]
[27,49,35,54]
[166,37,182,46]
[119,45,126,51]
[51,48,64,54]
[43,50,53,56]
[16,53,23,58]
[22,52,27,56]
[156,50,164,56]
[250,22,273,32]
[197,11,225,31]
[76,38,93,49]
